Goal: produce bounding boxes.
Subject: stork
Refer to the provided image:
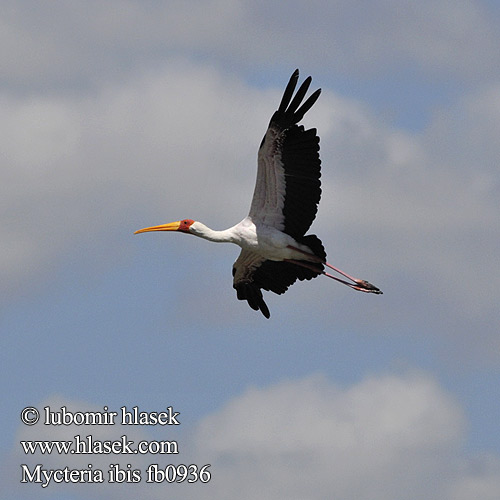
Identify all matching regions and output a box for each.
[135,70,382,318]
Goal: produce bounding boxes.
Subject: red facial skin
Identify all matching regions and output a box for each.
[178,219,195,232]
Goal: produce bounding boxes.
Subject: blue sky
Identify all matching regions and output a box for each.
[1,1,500,499]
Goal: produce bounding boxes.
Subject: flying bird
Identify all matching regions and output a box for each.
[135,70,382,318]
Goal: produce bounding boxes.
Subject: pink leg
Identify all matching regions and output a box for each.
[286,259,375,291]
[324,262,381,293]
[286,246,382,294]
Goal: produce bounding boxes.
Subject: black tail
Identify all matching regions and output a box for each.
[298,234,326,264]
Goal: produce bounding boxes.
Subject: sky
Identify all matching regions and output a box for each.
[1,1,500,498]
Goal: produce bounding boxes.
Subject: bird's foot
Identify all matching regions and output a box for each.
[350,279,383,294]
[323,262,382,294]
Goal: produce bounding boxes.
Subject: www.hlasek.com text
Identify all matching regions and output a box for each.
[21,434,179,455]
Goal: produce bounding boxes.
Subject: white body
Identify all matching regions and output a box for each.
[189,218,314,261]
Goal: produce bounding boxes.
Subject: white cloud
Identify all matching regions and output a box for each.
[0,62,266,297]
[2,59,499,355]
[1,1,499,90]
[329,0,500,78]
[448,455,500,500]
[190,372,466,500]
[4,374,498,500]
[2,2,499,339]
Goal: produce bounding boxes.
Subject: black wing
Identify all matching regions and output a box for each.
[248,70,322,239]
[232,235,326,318]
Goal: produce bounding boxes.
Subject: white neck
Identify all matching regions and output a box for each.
[190,221,236,243]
